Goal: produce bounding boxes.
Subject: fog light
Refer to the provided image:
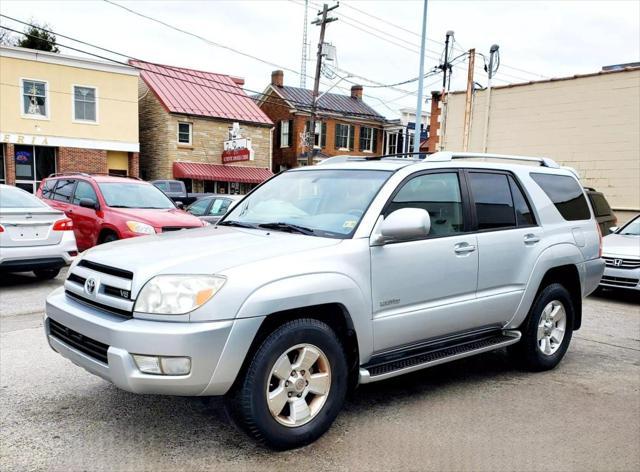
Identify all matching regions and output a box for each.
[132,355,191,375]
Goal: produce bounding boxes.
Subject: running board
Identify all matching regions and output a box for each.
[359,330,521,384]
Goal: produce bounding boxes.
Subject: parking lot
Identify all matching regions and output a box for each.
[1,270,638,472]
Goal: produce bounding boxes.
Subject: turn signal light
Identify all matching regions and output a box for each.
[53,218,73,231]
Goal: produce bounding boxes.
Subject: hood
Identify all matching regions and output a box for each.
[602,233,640,258]
[110,207,202,228]
[80,226,341,283]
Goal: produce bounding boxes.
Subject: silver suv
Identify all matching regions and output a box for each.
[44,152,604,449]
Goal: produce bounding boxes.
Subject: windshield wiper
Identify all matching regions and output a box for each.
[218,220,257,229]
[109,205,134,208]
[258,222,315,235]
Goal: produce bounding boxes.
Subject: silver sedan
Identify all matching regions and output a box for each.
[0,184,77,280]
[600,214,640,291]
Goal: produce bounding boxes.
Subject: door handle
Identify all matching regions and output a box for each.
[454,242,476,254]
[524,234,540,244]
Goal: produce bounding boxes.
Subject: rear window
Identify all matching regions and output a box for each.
[530,173,591,221]
[588,192,612,217]
[0,185,47,208]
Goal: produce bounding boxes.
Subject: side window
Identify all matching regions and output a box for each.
[188,199,210,216]
[508,176,535,226]
[386,172,464,237]
[168,182,183,193]
[52,179,76,203]
[531,173,591,221]
[209,198,231,216]
[41,179,56,199]
[72,181,98,206]
[154,181,168,192]
[468,173,516,230]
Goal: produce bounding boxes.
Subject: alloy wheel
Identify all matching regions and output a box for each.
[537,300,567,356]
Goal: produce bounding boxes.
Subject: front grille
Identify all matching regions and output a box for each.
[49,318,109,364]
[67,273,86,285]
[66,274,130,301]
[603,257,640,269]
[601,275,639,288]
[65,290,133,318]
[78,259,133,279]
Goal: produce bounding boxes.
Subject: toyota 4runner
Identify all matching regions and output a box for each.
[44,152,604,449]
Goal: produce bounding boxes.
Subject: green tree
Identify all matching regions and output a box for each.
[16,21,59,53]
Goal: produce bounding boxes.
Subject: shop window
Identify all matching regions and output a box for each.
[73,86,97,122]
[177,122,192,145]
[22,79,48,118]
[14,145,56,194]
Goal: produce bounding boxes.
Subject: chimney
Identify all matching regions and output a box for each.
[351,85,363,100]
[271,70,284,87]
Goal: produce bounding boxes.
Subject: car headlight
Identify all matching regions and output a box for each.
[126,221,156,235]
[134,275,226,314]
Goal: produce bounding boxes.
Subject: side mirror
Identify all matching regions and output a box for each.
[175,202,185,210]
[375,208,431,244]
[609,226,618,234]
[79,198,98,210]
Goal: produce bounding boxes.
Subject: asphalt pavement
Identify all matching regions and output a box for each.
[1,270,639,471]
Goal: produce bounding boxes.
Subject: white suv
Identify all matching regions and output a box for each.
[44,152,604,449]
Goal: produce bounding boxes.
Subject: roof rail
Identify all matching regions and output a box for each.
[428,151,560,168]
[47,172,142,180]
[317,153,426,165]
[47,172,91,178]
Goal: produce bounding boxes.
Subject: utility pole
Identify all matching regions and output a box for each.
[438,30,454,151]
[300,0,309,88]
[482,44,500,152]
[412,0,429,156]
[308,3,338,165]
[462,48,476,151]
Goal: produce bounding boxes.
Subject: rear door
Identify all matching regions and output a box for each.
[466,170,543,321]
[70,180,101,250]
[48,179,76,214]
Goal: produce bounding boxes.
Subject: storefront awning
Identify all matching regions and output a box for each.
[173,162,273,184]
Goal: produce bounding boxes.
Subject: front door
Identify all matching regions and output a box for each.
[70,180,101,250]
[370,170,480,352]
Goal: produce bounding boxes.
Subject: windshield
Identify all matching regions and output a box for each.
[0,185,47,208]
[98,183,175,209]
[221,169,391,238]
[619,217,640,236]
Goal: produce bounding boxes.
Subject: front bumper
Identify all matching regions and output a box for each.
[600,265,640,291]
[44,287,262,396]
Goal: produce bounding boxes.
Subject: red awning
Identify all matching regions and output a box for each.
[173,162,273,184]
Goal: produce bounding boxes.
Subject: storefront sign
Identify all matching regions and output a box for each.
[0,131,139,152]
[1,133,49,146]
[222,122,254,164]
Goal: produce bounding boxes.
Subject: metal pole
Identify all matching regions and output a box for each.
[412,0,429,156]
[462,48,475,151]
[482,44,499,153]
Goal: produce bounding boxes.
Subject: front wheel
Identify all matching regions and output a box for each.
[225,318,348,450]
[509,283,574,371]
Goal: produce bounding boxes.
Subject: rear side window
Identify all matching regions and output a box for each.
[210,198,231,216]
[531,173,591,221]
[52,179,76,203]
[588,192,612,217]
[508,176,535,226]
[168,182,183,193]
[154,181,168,191]
[41,179,56,199]
[468,172,515,230]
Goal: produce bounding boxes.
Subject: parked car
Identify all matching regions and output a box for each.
[585,187,617,234]
[37,173,205,251]
[44,152,603,449]
[599,214,640,291]
[151,179,211,206]
[0,184,77,279]
[186,195,242,224]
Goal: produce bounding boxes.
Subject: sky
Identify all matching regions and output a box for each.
[1,0,639,118]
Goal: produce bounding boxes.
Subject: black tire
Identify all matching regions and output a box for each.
[509,283,574,371]
[225,318,348,450]
[100,232,118,244]
[33,268,60,280]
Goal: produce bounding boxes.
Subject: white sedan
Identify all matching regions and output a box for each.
[0,184,77,280]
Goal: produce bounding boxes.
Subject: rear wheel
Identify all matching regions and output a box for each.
[225,318,348,450]
[33,268,60,280]
[509,283,574,371]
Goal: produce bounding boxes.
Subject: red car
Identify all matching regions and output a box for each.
[37,174,205,251]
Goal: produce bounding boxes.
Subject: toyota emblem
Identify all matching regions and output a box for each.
[85,278,97,295]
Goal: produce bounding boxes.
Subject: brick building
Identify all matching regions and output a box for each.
[257,70,386,170]
[0,46,139,192]
[133,60,273,195]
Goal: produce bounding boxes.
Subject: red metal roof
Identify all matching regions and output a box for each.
[130,60,272,126]
[173,162,273,184]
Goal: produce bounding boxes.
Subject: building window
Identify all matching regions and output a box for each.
[73,86,97,122]
[305,120,326,148]
[21,79,48,118]
[387,132,398,154]
[280,120,291,148]
[359,127,378,152]
[177,122,192,145]
[335,123,354,150]
[13,145,56,194]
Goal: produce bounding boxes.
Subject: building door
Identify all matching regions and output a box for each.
[14,145,56,193]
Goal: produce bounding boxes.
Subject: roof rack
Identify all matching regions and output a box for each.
[427,151,560,168]
[47,172,142,180]
[317,153,425,166]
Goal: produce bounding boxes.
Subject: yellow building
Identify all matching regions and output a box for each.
[0,45,139,192]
